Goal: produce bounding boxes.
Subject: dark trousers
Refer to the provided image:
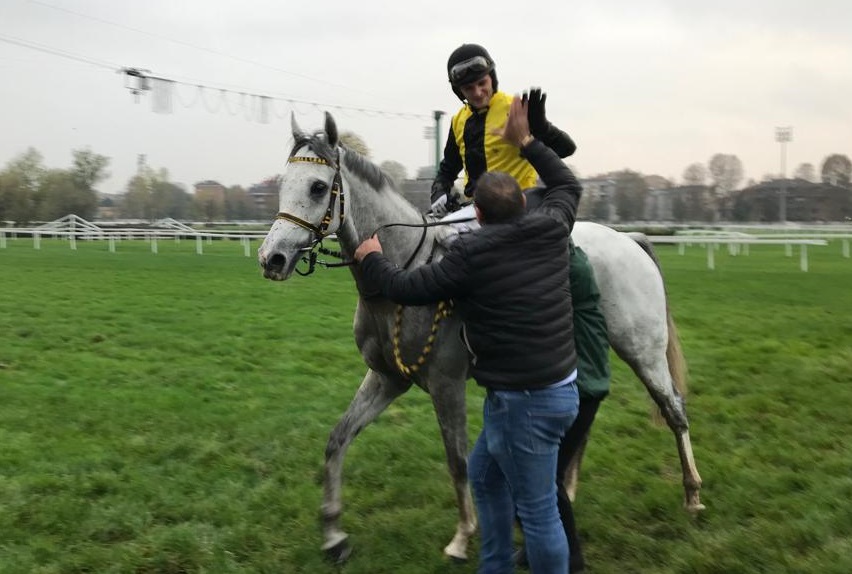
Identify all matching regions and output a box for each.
[555,395,602,573]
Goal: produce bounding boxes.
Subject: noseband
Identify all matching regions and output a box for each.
[275,152,346,276]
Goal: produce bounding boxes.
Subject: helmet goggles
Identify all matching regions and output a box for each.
[449,55,492,86]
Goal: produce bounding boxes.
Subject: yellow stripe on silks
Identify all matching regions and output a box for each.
[451,91,538,191]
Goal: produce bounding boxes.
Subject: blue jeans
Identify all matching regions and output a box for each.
[469,381,579,574]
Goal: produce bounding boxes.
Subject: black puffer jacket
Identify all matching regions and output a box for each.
[360,139,581,389]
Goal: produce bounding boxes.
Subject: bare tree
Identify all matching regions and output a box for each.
[820,154,852,187]
[644,174,672,189]
[614,170,649,221]
[793,163,816,182]
[121,165,192,220]
[0,148,45,223]
[379,160,408,186]
[71,149,110,192]
[682,163,708,186]
[708,153,744,193]
[40,169,99,220]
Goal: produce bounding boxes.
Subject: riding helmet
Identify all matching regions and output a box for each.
[446,43,498,102]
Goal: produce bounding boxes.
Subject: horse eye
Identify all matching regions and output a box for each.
[310,180,328,196]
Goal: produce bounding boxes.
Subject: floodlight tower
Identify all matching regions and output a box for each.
[433,110,445,175]
[775,126,792,223]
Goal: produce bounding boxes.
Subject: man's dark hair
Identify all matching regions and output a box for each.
[473,172,525,223]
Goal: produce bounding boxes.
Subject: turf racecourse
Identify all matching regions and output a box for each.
[0,237,850,574]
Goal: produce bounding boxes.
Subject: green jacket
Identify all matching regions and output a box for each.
[570,246,611,399]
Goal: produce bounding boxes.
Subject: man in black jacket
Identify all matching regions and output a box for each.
[433,44,609,574]
[355,96,580,574]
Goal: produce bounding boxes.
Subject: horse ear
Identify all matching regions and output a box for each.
[324,112,338,147]
[291,112,305,140]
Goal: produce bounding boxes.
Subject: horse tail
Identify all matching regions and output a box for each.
[628,233,689,422]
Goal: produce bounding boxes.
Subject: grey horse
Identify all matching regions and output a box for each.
[258,112,704,562]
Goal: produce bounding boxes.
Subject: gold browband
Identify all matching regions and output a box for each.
[288,156,330,165]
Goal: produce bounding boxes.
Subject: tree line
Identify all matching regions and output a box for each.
[1,145,849,225]
[0,135,410,225]
[0,147,277,224]
[0,148,109,225]
[578,152,851,222]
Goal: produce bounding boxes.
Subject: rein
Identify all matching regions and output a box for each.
[275,150,474,274]
[274,147,473,380]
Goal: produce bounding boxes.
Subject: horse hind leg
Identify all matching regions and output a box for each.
[321,369,411,562]
[663,313,704,512]
[623,339,704,513]
[427,373,476,561]
[626,231,704,511]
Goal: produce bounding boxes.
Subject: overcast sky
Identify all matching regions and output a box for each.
[1,0,850,195]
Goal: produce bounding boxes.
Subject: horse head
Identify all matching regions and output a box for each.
[259,112,348,280]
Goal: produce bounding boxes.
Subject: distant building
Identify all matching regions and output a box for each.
[653,185,716,222]
[247,177,280,219]
[731,179,851,222]
[578,177,617,222]
[193,180,226,203]
[193,180,227,221]
[96,193,123,221]
[645,187,675,221]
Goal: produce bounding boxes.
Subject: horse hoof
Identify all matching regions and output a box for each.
[324,537,352,564]
[444,545,468,563]
[685,501,706,513]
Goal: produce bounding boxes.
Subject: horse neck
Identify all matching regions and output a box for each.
[337,166,434,268]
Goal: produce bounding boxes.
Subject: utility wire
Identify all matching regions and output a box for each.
[26,0,389,101]
[0,33,119,71]
[0,32,433,120]
[137,70,433,120]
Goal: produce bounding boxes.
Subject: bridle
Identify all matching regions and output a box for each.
[274,151,347,276]
[273,148,475,276]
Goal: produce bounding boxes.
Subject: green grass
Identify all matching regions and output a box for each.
[0,237,850,573]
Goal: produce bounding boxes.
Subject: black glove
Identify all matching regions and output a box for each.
[430,180,462,216]
[431,179,451,204]
[527,88,549,138]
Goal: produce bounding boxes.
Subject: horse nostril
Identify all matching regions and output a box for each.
[267,253,287,272]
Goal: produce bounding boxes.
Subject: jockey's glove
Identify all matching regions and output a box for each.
[430,191,462,217]
[526,88,550,139]
[431,179,451,204]
[525,87,576,158]
[430,180,460,216]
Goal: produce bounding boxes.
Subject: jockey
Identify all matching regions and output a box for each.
[430,42,576,213]
[431,43,610,574]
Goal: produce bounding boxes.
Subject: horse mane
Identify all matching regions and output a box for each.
[290,131,392,192]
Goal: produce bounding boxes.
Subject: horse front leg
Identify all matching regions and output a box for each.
[563,431,591,502]
[321,368,411,562]
[428,373,476,561]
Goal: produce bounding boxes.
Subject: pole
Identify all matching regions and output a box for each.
[775,126,792,223]
[433,110,445,175]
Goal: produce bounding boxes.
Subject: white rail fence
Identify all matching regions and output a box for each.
[1,227,270,257]
[3,215,849,272]
[647,236,831,272]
